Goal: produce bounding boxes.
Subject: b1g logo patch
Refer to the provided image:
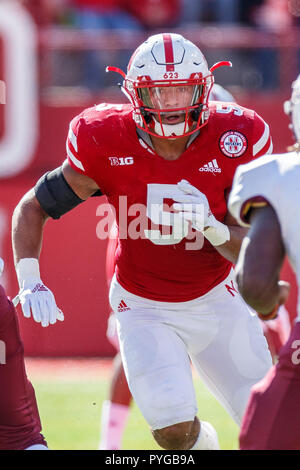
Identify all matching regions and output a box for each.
[219,131,248,158]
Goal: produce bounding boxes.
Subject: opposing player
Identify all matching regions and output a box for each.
[12,33,273,450]
[228,74,300,450]
[0,258,48,450]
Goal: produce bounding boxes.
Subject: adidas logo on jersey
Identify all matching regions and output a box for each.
[117,300,131,312]
[199,159,221,173]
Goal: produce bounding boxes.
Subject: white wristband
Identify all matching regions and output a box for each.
[16,258,41,288]
[203,221,230,246]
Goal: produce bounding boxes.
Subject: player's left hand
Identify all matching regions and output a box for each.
[173,179,213,231]
[173,180,230,246]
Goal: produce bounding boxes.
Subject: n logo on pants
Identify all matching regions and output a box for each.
[225,280,238,297]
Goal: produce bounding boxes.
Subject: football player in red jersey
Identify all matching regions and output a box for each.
[12,33,274,450]
[0,258,48,450]
[98,83,257,451]
[228,74,300,450]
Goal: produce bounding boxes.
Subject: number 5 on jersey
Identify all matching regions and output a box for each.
[144,184,189,245]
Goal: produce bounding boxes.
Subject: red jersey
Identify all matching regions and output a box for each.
[66,102,272,302]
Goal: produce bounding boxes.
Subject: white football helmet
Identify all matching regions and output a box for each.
[107,33,232,139]
[284,74,300,144]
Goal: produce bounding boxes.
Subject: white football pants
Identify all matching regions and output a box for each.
[109,269,272,430]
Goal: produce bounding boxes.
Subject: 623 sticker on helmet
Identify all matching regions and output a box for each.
[219,130,248,158]
[163,72,179,79]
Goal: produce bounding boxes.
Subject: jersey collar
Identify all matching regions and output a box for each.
[136,128,200,152]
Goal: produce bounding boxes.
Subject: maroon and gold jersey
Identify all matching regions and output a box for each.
[66,102,272,301]
[0,285,47,450]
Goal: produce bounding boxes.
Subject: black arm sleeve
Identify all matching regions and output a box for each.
[34,166,102,219]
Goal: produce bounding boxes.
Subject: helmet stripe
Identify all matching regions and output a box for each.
[163,33,175,72]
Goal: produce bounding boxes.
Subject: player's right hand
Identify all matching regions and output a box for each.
[278,280,290,306]
[257,280,290,321]
[18,279,64,327]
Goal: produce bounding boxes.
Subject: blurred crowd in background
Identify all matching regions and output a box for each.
[18,0,299,30]
[11,0,300,93]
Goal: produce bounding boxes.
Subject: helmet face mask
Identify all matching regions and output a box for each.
[139,84,201,114]
[131,77,213,138]
[107,33,231,139]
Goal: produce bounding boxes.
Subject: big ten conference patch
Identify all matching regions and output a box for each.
[219,131,248,158]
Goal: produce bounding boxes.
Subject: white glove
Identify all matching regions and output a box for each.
[173,180,230,246]
[15,258,64,327]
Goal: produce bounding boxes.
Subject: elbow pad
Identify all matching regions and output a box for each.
[34,166,89,219]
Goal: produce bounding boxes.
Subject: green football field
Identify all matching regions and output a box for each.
[30,363,239,451]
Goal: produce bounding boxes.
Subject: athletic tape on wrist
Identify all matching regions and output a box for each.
[257,304,279,321]
[16,258,41,288]
[203,222,230,246]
